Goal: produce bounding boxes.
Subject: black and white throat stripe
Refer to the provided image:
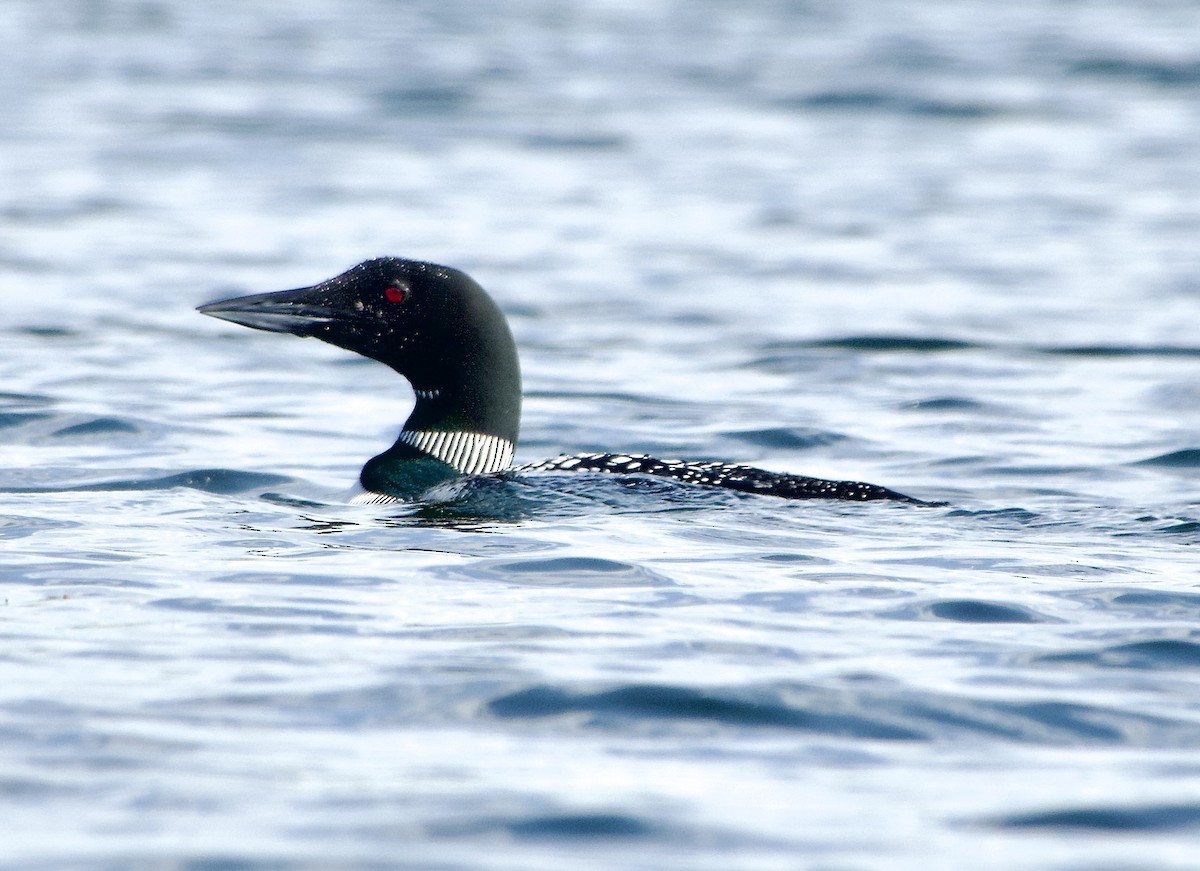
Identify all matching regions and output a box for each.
[399,429,515,475]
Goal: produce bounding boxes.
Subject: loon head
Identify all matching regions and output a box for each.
[199,257,522,464]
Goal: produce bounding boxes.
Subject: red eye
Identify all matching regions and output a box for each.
[384,284,409,304]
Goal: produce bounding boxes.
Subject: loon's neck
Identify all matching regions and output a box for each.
[360,312,522,498]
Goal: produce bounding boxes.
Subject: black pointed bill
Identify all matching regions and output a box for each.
[197,287,343,336]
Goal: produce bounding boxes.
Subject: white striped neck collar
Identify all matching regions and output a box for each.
[397,429,514,475]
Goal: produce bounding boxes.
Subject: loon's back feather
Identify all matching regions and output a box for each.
[198,257,936,506]
[518,453,931,504]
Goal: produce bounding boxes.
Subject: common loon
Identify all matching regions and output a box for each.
[199,258,930,505]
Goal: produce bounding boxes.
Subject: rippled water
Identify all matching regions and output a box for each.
[3,1,1200,869]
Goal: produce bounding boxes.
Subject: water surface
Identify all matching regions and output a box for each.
[3,2,1200,869]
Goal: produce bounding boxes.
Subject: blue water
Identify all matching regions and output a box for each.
[3,2,1200,868]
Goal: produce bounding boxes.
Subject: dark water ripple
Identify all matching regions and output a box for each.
[1035,639,1200,670]
[807,336,982,353]
[1070,57,1200,88]
[0,514,79,540]
[486,683,1200,747]
[0,392,55,406]
[49,417,140,438]
[901,397,991,413]
[488,684,924,740]
[0,468,292,495]
[886,599,1049,624]
[744,339,1200,388]
[0,412,53,430]
[993,803,1200,833]
[780,91,1008,119]
[151,596,364,624]
[1135,449,1200,468]
[1044,344,1200,358]
[439,812,656,841]
[724,426,845,450]
[447,556,675,588]
[127,662,1200,751]
[1064,589,1200,621]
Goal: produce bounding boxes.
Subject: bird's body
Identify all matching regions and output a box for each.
[199,257,931,506]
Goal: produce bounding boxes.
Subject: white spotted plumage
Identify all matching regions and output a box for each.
[512,451,921,503]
